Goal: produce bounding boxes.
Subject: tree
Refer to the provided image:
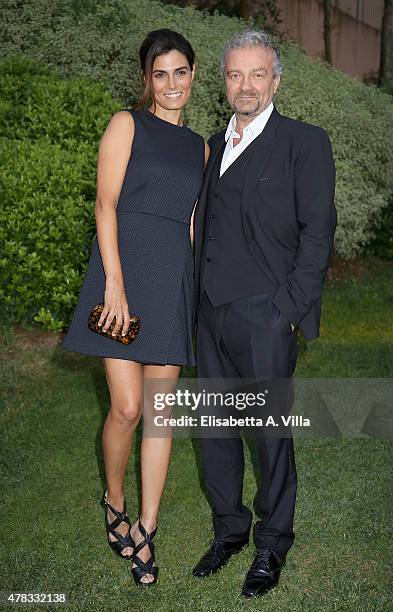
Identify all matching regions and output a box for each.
[238,0,281,30]
[323,0,333,65]
[238,0,253,17]
[161,0,281,33]
[379,0,393,89]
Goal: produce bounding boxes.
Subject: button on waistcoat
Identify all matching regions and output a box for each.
[200,140,275,306]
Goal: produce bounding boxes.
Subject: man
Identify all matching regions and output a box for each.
[192,30,337,597]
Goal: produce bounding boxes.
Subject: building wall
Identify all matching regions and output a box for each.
[276,0,386,80]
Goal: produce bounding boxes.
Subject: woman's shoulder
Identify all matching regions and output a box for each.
[116,107,155,124]
[185,126,205,147]
[107,109,136,130]
[100,110,135,146]
[116,108,139,121]
[185,124,202,138]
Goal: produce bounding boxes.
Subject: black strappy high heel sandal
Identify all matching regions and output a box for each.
[102,490,135,560]
[131,520,159,586]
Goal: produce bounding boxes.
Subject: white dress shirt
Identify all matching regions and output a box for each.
[220,102,274,177]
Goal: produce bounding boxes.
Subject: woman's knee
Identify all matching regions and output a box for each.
[110,398,142,425]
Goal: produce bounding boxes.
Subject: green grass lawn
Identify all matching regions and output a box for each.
[1,259,393,611]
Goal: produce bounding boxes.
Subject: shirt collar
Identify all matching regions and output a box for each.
[224,102,274,142]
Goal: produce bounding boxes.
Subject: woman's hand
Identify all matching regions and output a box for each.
[98,278,131,337]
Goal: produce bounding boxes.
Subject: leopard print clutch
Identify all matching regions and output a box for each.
[88,303,141,345]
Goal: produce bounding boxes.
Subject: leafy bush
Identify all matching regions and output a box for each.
[0,55,118,144]
[366,196,393,260]
[1,0,393,260]
[1,0,393,329]
[277,43,393,259]
[0,58,120,329]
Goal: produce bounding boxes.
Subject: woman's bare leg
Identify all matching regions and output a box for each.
[102,358,143,557]
[130,363,181,583]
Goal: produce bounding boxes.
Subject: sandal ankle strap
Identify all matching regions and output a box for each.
[137,519,157,540]
[132,519,158,559]
[103,491,129,524]
[132,519,158,575]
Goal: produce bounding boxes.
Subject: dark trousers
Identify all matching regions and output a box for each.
[196,290,298,559]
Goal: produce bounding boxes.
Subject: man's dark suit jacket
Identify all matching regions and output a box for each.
[194,106,337,341]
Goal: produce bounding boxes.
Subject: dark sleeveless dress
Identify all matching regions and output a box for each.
[62,108,205,365]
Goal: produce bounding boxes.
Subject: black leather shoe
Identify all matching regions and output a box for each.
[193,538,249,578]
[241,548,284,597]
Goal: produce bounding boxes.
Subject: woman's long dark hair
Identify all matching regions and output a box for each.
[136,29,195,110]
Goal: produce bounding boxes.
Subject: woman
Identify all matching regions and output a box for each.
[63,29,208,586]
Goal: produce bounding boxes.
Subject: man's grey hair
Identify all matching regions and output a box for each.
[220,30,283,78]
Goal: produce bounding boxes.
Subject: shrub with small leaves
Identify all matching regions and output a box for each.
[1,0,393,329]
[366,195,393,260]
[1,0,392,258]
[0,58,120,329]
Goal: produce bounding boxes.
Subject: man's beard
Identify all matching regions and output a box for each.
[233,96,260,116]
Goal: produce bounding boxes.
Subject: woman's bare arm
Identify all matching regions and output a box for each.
[190,141,210,245]
[95,110,134,337]
[204,141,211,166]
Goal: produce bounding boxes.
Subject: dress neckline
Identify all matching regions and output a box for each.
[143,108,187,130]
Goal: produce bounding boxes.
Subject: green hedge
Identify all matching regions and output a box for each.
[0,57,120,329]
[1,0,393,258]
[1,0,393,329]
[366,195,393,260]
[0,56,118,144]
